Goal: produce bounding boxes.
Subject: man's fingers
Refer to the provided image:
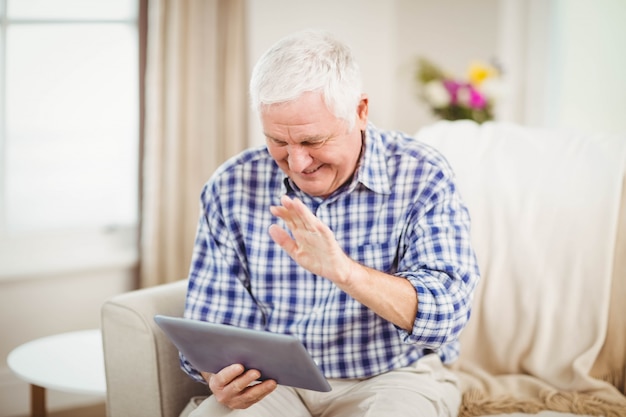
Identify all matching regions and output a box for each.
[272,196,323,235]
[279,196,312,231]
[200,371,213,384]
[227,379,277,409]
[270,204,299,231]
[210,366,277,409]
[227,369,261,393]
[268,224,297,255]
[209,364,245,390]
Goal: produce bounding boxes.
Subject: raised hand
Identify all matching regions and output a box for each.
[269,195,354,284]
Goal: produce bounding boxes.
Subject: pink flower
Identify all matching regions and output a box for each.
[468,85,487,109]
[443,79,461,104]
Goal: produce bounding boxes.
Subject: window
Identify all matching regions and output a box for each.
[0,0,140,278]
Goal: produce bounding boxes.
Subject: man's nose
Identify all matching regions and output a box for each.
[287,145,313,172]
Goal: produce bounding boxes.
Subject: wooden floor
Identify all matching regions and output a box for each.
[47,403,106,417]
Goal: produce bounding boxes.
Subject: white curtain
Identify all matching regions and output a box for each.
[140,0,249,287]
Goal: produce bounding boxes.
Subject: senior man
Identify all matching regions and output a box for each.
[182,30,480,417]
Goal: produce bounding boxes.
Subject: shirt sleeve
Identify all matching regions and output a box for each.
[179,180,266,382]
[396,160,480,349]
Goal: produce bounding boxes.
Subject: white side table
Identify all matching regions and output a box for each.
[7,329,106,417]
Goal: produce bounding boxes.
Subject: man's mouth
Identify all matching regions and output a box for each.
[302,165,323,175]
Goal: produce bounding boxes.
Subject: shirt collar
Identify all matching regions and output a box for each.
[355,123,392,195]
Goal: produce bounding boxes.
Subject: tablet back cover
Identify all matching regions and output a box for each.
[154,315,331,392]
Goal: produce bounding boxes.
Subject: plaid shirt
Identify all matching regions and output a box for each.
[182,123,480,382]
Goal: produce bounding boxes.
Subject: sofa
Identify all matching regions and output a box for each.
[101,121,626,417]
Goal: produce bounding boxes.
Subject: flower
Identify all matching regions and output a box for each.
[468,60,497,85]
[423,80,450,108]
[415,57,501,123]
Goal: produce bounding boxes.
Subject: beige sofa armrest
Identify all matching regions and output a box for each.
[101,280,208,417]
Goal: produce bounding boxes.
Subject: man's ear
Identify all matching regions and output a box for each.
[356,94,369,130]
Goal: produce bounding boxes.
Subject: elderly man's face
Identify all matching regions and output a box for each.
[262,92,368,198]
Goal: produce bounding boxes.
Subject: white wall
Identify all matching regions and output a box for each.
[494,0,626,134]
[551,0,626,134]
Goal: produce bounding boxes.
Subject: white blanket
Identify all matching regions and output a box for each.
[416,121,626,416]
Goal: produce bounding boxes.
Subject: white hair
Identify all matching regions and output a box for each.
[249,30,363,130]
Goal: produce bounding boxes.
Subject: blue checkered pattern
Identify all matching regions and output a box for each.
[181,123,480,382]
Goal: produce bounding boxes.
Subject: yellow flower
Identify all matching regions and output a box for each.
[467,60,498,86]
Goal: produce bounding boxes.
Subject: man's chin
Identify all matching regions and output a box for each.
[294,182,331,198]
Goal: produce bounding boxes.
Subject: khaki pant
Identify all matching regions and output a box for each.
[184,354,461,417]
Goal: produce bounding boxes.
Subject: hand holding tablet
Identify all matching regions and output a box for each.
[154,315,331,392]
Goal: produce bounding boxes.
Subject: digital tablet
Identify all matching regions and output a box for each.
[154,315,331,392]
